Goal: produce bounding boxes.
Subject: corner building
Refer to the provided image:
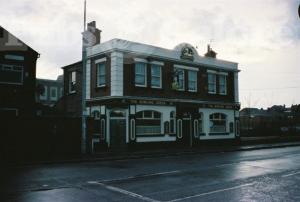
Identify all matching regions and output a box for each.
[65,38,240,150]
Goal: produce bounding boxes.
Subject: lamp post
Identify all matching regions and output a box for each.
[81,0,87,154]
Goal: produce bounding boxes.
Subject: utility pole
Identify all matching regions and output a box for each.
[81,0,87,154]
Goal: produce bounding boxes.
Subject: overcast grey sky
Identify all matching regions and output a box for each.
[1,0,300,108]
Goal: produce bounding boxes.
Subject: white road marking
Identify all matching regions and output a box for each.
[98,170,181,183]
[88,181,160,202]
[167,183,255,202]
[282,171,300,177]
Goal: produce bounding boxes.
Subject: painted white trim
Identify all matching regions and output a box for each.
[218,72,228,76]
[198,108,235,140]
[130,119,135,141]
[134,58,148,63]
[149,61,164,66]
[207,69,217,74]
[136,135,176,142]
[87,39,238,70]
[95,57,107,64]
[177,119,183,139]
[234,72,239,102]
[100,105,106,115]
[110,51,123,96]
[174,64,199,71]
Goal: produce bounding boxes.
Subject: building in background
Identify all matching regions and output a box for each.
[36,75,63,107]
[0,26,39,117]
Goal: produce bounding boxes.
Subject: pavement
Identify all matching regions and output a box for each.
[2,145,300,201]
[6,136,300,166]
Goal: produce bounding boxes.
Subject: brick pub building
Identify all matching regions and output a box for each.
[63,30,240,151]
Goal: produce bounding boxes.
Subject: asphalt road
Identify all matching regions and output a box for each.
[2,146,300,202]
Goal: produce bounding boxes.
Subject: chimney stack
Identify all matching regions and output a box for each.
[87,21,102,45]
[205,44,217,58]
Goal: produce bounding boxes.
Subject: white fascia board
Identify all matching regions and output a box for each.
[88,38,238,71]
[207,70,228,75]
[134,58,148,63]
[174,64,199,71]
[149,61,164,66]
[95,57,107,64]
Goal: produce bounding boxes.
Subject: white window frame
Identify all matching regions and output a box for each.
[209,113,227,133]
[188,70,197,92]
[135,110,162,136]
[69,71,76,93]
[208,73,216,94]
[135,62,147,87]
[50,86,58,101]
[151,64,162,88]
[219,74,227,95]
[97,62,106,87]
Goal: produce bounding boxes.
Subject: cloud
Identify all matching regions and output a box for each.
[1,0,299,107]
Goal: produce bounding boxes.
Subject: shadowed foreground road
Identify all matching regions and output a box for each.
[2,146,300,202]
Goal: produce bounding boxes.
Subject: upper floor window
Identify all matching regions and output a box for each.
[208,73,216,94]
[5,55,25,61]
[219,74,227,95]
[97,63,106,87]
[0,64,23,85]
[177,69,184,90]
[69,71,76,93]
[135,62,147,87]
[188,70,197,92]
[209,113,227,133]
[151,64,161,88]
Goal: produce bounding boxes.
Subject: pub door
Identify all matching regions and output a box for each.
[182,115,192,147]
[109,109,127,151]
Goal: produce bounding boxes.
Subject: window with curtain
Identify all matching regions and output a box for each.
[97,63,106,87]
[209,113,227,133]
[208,73,216,94]
[219,74,227,95]
[136,110,161,136]
[188,70,197,92]
[151,64,161,88]
[135,62,147,86]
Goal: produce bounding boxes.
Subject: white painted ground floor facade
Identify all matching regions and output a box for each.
[86,98,240,150]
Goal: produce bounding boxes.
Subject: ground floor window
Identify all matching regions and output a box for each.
[136,110,161,136]
[209,113,227,133]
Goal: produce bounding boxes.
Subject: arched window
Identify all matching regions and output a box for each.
[135,110,161,136]
[209,113,227,133]
[170,111,176,134]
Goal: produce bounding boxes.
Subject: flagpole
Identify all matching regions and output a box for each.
[81,0,87,154]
